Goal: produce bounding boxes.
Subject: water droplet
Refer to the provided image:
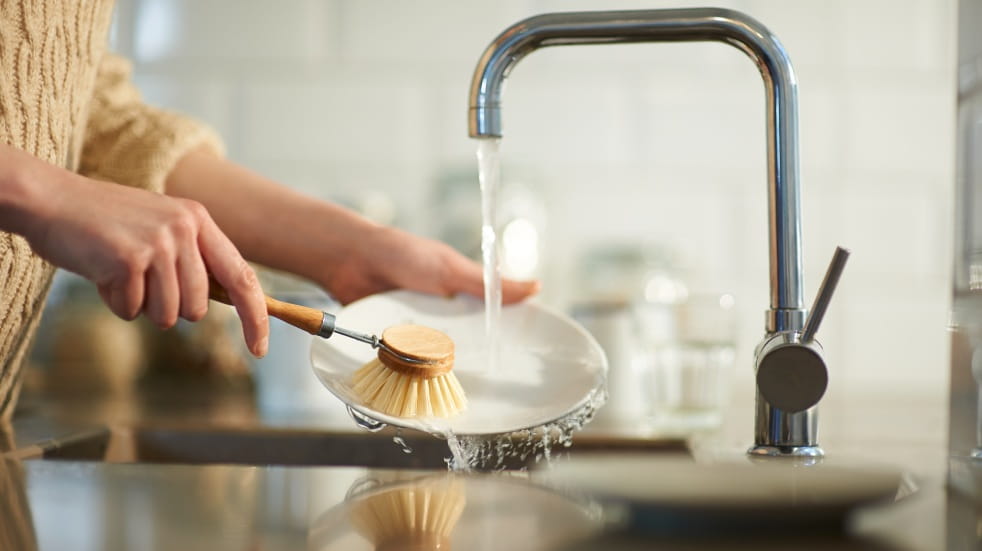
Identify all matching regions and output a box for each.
[347,406,386,432]
[392,435,414,454]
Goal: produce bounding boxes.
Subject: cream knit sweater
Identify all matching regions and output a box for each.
[0,0,223,420]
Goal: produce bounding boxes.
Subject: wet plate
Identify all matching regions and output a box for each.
[310,290,607,436]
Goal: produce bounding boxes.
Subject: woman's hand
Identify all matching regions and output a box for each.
[319,225,540,305]
[0,145,269,357]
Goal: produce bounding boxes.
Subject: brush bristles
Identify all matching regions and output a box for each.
[352,358,467,418]
[350,478,466,550]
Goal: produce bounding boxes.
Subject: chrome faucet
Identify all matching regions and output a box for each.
[468,8,847,457]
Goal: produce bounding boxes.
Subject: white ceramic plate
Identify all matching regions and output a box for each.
[310,290,608,436]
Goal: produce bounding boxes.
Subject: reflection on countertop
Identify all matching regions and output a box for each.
[0,366,964,550]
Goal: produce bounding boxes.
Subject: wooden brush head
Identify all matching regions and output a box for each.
[378,325,455,378]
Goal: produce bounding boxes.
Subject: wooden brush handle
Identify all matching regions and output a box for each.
[208,279,324,335]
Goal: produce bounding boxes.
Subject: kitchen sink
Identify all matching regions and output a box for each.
[28,425,688,470]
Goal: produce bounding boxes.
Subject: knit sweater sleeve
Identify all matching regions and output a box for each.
[78,53,225,193]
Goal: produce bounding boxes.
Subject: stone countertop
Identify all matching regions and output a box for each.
[0,459,950,551]
[0,373,964,550]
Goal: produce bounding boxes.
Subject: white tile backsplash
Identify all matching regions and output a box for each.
[841,0,953,73]
[505,77,639,165]
[744,0,849,72]
[639,67,764,170]
[797,79,848,175]
[843,75,955,174]
[240,78,431,165]
[131,74,238,143]
[840,179,950,280]
[113,0,958,394]
[337,1,527,66]
[131,0,337,63]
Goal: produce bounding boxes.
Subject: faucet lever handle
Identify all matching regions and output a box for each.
[801,246,850,343]
[755,246,848,414]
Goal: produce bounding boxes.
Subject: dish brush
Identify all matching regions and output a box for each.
[209,281,466,418]
[351,324,467,418]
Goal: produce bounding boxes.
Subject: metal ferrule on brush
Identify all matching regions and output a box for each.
[321,312,431,365]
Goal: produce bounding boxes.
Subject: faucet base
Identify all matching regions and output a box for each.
[748,444,824,458]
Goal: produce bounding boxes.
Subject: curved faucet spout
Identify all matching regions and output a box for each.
[467,8,805,330]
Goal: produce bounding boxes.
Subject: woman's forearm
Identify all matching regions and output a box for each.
[165,147,540,306]
[164,148,381,283]
[0,144,57,242]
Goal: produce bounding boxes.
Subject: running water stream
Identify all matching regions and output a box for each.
[476,138,502,372]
